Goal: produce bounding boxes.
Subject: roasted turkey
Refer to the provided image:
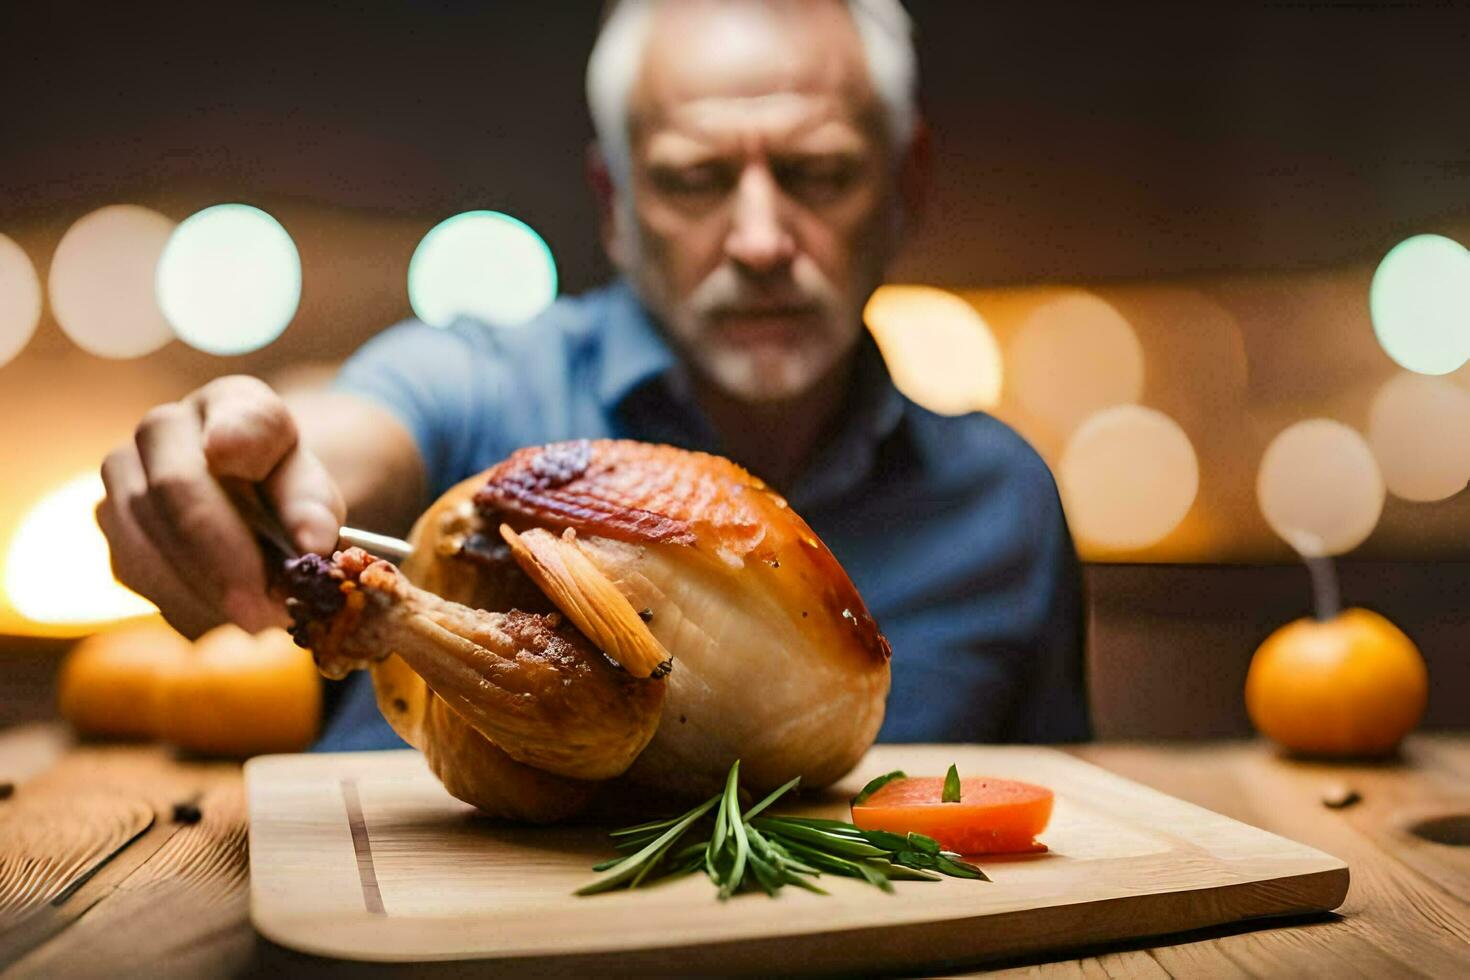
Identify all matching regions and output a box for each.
[284,439,891,822]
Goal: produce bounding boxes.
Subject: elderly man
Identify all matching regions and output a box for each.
[98,0,1089,747]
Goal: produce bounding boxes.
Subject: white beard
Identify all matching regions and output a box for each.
[618,215,861,402]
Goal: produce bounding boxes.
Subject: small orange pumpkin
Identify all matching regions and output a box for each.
[58,619,192,739]
[156,624,321,757]
[59,621,321,757]
[1245,607,1427,758]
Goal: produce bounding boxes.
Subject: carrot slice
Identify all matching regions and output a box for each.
[851,776,1054,855]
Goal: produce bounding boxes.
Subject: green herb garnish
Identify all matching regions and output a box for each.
[851,769,907,805]
[942,763,962,803]
[576,760,989,898]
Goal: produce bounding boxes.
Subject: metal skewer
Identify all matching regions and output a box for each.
[226,479,413,565]
[337,526,412,562]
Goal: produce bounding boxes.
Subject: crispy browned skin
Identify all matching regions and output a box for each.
[476,439,891,666]
[287,547,663,783]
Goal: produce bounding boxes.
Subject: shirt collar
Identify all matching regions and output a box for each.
[596,278,912,505]
[786,334,908,510]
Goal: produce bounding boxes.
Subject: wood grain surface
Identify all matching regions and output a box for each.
[988,740,1470,979]
[1,726,1466,978]
[246,746,1348,973]
[0,726,252,978]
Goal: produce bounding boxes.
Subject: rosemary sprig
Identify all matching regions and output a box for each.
[577,794,719,893]
[575,760,990,898]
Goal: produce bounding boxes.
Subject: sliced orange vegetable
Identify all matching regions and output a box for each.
[851,776,1054,855]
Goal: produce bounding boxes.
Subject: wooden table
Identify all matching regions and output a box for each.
[1,726,1465,978]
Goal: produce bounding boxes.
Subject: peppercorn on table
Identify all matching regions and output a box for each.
[0,726,1466,977]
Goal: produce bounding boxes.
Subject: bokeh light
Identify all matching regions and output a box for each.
[1104,286,1248,432]
[1007,290,1144,439]
[1368,372,1470,502]
[1257,419,1385,557]
[864,285,1002,414]
[1058,405,1199,551]
[408,210,557,328]
[0,233,42,368]
[1369,233,1470,375]
[156,204,301,355]
[4,473,156,625]
[49,205,177,359]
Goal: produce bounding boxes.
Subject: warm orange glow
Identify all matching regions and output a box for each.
[0,344,200,636]
[49,205,177,359]
[1368,372,1470,502]
[864,285,1003,414]
[1058,405,1199,552]
[3,473,157,628]
[1105,286,1248,433]
[1257,420,1384,557]
[1006,290,1144,441]
[0,232,42,367]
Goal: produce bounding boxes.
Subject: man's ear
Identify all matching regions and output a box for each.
[586,141,629,269]
[897,115,932,236]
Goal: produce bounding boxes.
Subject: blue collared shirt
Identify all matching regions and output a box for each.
[318,281,1089,749]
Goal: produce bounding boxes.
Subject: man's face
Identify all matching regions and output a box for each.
[613,0,903,403]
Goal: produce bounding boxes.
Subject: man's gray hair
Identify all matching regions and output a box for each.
[586,0,918,185]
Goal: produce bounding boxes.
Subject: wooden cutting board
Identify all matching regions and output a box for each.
[247,746,1348,974]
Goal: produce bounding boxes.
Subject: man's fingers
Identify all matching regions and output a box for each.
[196,374,343,553]
[262,448,347,555]
[133,402,279,631]
[96,376,327,636]
[98,448,221,638]
[194,376,300,482]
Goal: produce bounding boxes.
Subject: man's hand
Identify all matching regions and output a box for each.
[98,375,347,638]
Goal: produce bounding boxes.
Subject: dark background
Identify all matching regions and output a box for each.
[4,0,1469,286]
